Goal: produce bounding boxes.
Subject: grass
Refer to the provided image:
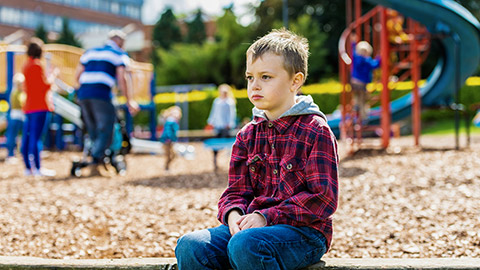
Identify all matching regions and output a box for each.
[421,118,480,135]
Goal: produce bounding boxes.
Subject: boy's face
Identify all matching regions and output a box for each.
[359,48,370,57]
[245,52,304,120]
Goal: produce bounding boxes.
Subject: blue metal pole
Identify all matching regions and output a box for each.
[149,72,157,140]
[5,51,14,101]
[282,0,288,29]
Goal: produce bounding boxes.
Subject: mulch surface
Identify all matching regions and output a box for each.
[0,134,479,259]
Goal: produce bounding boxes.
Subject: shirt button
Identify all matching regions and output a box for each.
[250,166,255,172]
[286,164,293,170]
[271,144,275,150]
[273,169,278,175]
[268,122,273,128]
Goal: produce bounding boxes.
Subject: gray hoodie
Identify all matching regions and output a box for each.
[252,95,327,122]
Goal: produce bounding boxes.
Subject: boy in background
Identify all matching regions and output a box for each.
[351,37,381,121]
[175,29,339,270]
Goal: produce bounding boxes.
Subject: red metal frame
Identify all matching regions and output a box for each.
[380,7,391,149]
[339,0,429,152]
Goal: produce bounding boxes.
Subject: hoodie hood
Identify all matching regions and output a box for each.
[252,95,327,121]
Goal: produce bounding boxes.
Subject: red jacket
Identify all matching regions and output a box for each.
[22,57,51,113]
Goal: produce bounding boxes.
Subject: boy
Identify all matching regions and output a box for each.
[175,29,339,270]
[351,38,380,121]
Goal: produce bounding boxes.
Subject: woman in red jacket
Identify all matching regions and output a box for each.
[21,37,58,177]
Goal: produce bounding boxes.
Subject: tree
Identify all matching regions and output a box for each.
[35,24,48,43]
[215,6,251,87]
[185,9,206,44]
[152,7,182,50]
[56,17,82,47]
[290,15,329,83]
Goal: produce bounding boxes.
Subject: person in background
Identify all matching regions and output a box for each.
[386,8,413,78]
[75,29,139,176]
[159,106,182,171]
[351,35,381,121]
[175,28,339,270]
[386,8,412,45]
[5,73,26,164]
[206,84,237,169]
[21,37,58,177]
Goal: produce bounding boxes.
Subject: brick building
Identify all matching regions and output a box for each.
[0,0,151,61]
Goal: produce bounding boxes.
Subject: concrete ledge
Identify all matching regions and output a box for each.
[307,258,480,269]
[1,257,480,270]
[0,257,176,270]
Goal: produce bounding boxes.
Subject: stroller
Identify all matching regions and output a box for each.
[70,118,131,177]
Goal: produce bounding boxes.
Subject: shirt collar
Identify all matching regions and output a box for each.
[252,115,298,134]
[105,39,122,51]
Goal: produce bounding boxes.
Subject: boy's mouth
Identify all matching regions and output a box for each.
[251,95,263,100]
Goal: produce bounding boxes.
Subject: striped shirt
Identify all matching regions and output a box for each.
[77,40,130,101]
[217,113,339,250]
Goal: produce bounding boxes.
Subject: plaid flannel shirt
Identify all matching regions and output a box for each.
[218,113,339,249]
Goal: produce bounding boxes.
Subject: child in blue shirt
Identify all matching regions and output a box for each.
[159,106,182,170]
[351,39,381,121]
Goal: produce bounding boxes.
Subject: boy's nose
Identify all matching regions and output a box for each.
[250,79,261,90]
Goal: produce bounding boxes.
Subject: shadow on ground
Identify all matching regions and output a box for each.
[127,171,229,189]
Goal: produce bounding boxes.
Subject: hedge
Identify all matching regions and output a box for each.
[139,80,480,130]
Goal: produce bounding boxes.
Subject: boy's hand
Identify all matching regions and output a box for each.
[127,100,140,116]
[237,213,267,230]
[227,210,242,236]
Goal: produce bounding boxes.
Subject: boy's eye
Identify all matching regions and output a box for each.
[262,75,271,80]
[245,75,253,81]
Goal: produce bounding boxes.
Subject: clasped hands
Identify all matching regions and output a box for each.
[227,210,267,236]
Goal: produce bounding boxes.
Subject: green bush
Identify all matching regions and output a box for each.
[137,84,480,130]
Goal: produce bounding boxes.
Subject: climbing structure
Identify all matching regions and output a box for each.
[332,0,480,153]
[338,0,430,152]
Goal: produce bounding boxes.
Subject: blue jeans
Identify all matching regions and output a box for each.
[175,224,327,270]
[79,99,115,162]
[21,111,47,170]
[6,118,23,157]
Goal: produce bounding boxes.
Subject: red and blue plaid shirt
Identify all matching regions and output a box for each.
[218,113,339,249]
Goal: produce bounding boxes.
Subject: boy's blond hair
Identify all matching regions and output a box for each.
[218,84,236,104]
[162,105,182,119]
[13,73,25,86]
[356,41,373,57]
[247,28,309,82]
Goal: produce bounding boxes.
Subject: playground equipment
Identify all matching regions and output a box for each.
[334,0,480,151]
[0,43,158,148]
[203,137,236,171]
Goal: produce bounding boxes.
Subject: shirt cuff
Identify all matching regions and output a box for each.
[223,206,245,225]
[253,210,268,225]
[255,208,278,226]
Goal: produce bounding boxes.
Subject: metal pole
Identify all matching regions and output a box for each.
[5,51,14,101]
[149,72,157,140]
[453,34,460,150]
[282,0,288,29]
[380,7,391,149]
[346,0,352,26]
[355,0,362,37]
[411,21,421,146]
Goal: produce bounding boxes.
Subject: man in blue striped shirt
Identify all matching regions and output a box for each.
[75,30,139,175]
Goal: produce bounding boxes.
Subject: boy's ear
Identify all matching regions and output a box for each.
[291,72,305,92]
